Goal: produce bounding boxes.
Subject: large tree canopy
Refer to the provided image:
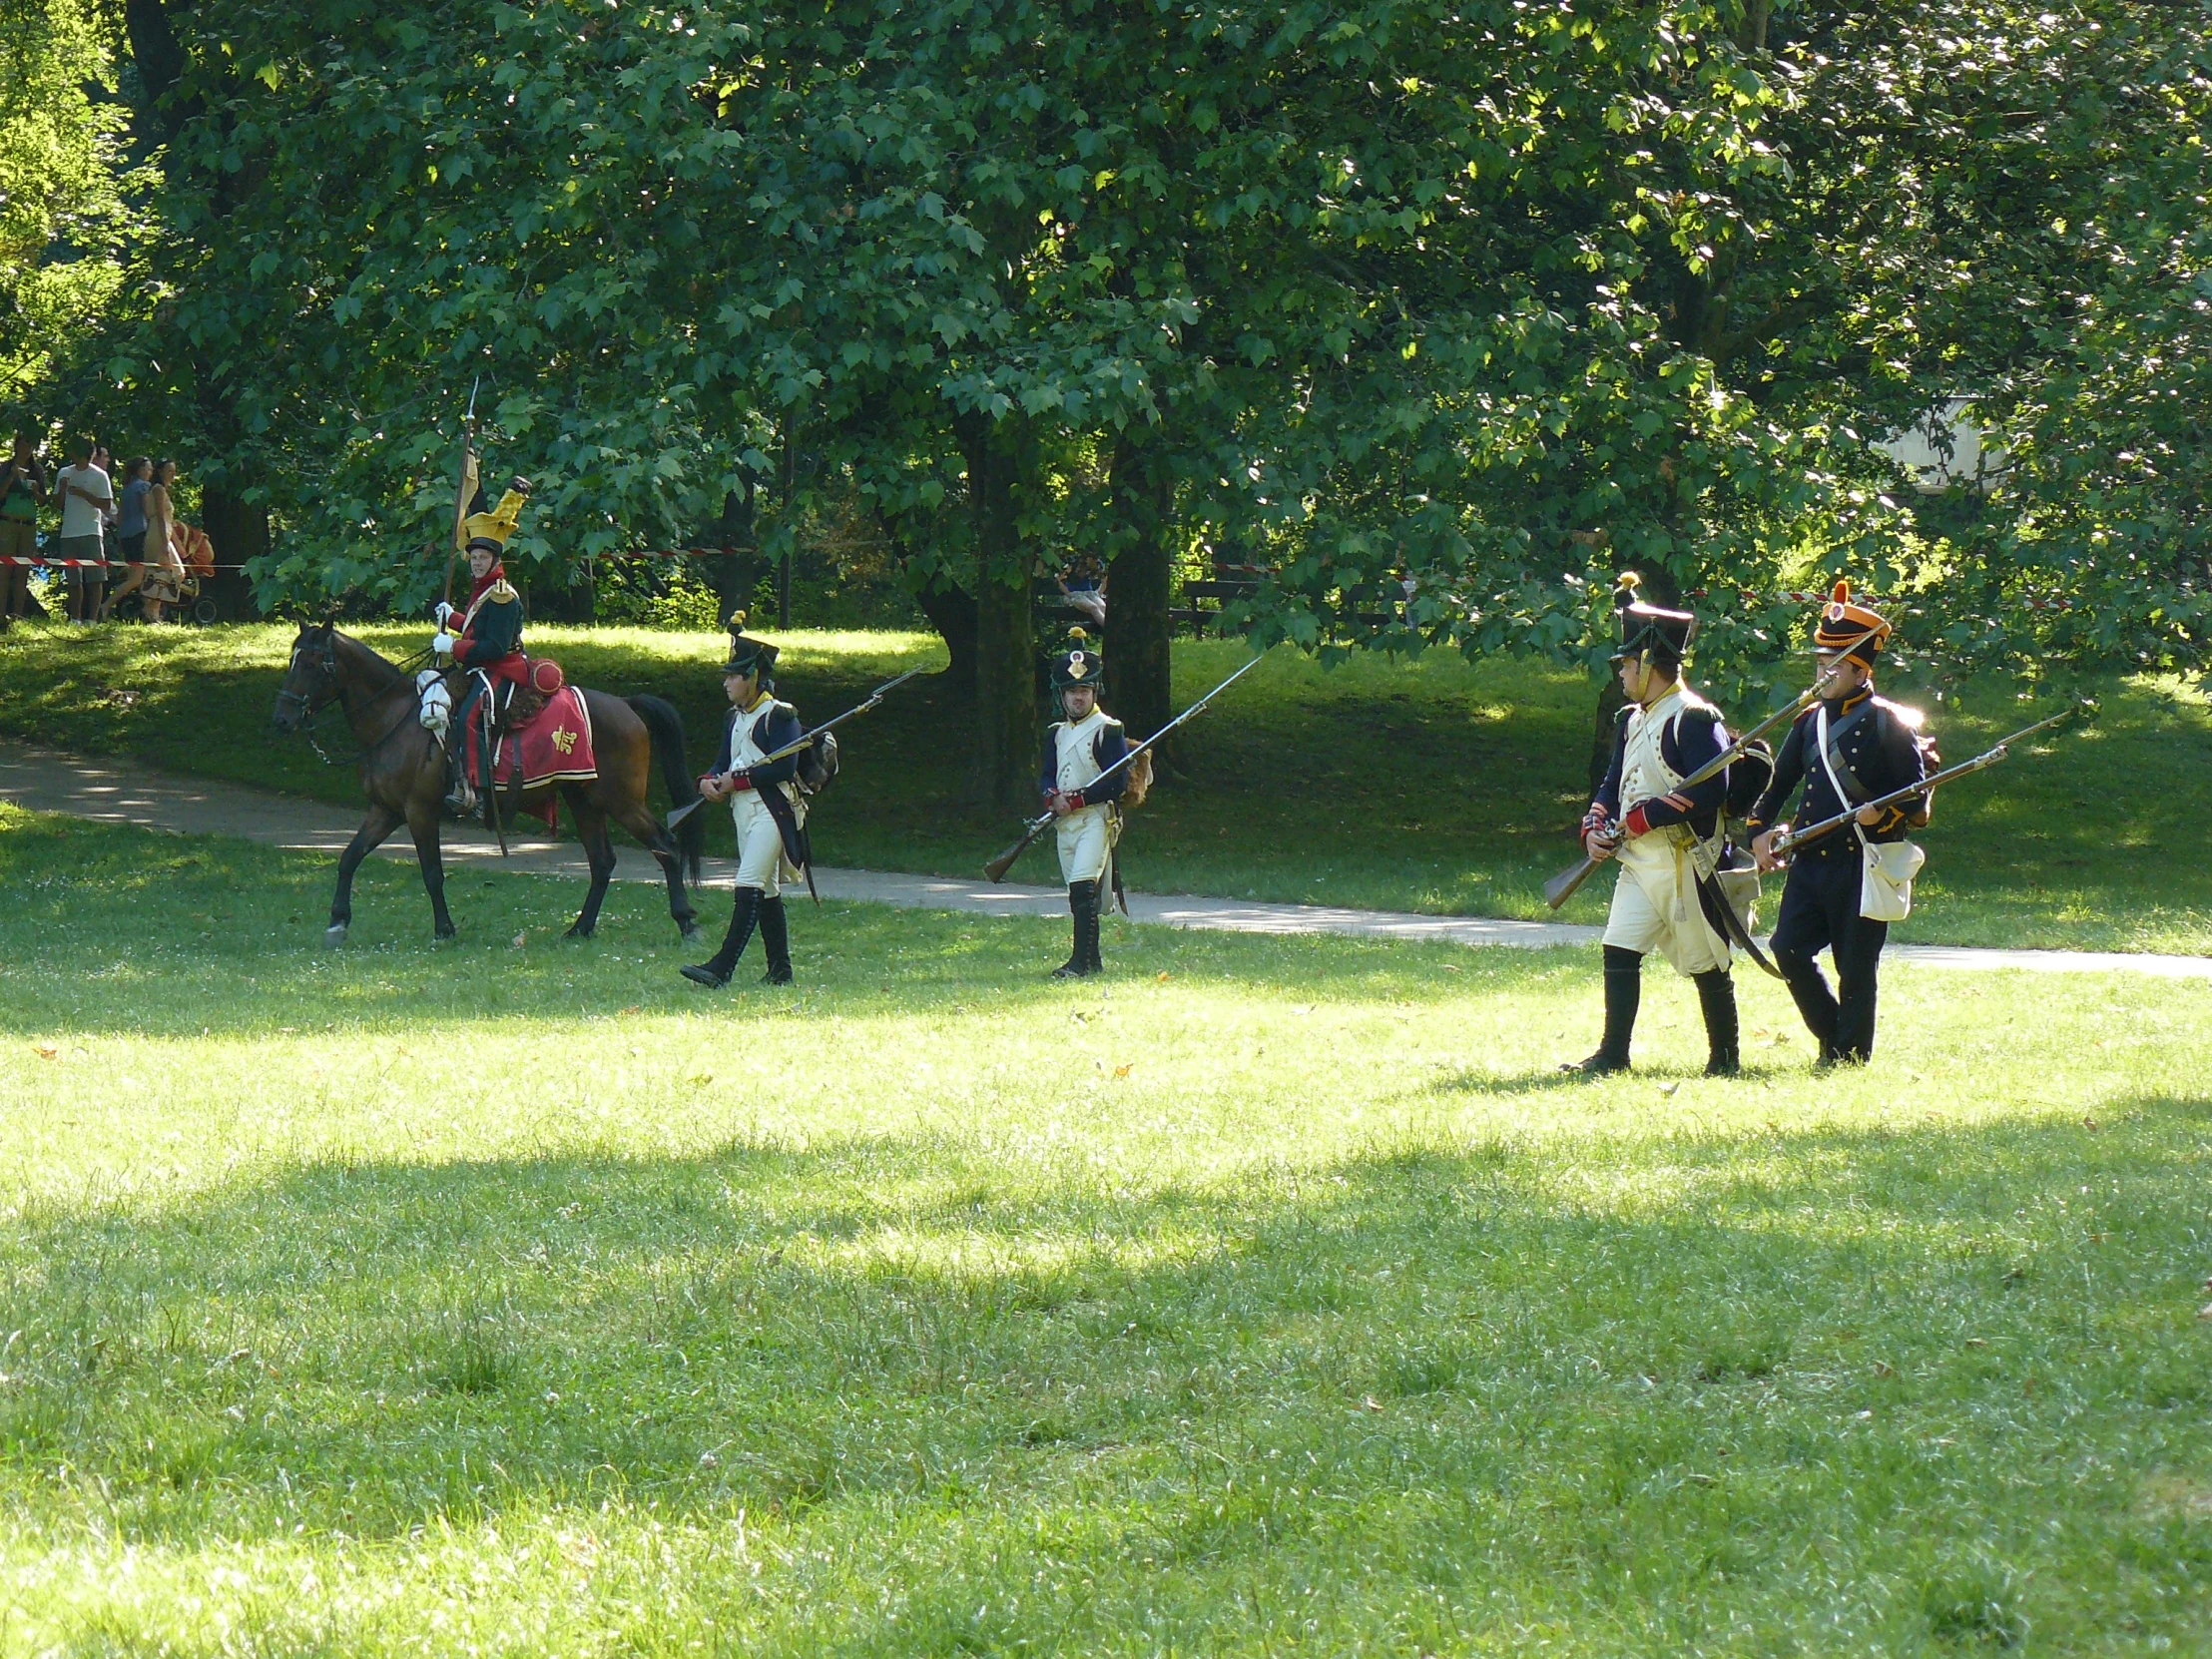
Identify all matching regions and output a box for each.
[23,0,2212,793]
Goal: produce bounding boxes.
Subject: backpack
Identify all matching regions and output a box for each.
[1723,737,1775,823]
[797,729,838,798]
[1121,747,1154,810]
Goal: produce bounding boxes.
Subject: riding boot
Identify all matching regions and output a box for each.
[757,893,794,985]
[443,728,476,816]
[1082,880,1105,974]
[1564,946,1641,1074]
[1052,880,1099,978]
[1695,968,1740,1076]
[682,886,762,988]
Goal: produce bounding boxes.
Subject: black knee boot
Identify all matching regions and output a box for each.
[1053,880,1099,978]
[757,893,793,985]
[682,886,761,988]
[1695,969,1740,1076]
[1778,949,1842,1064]
[1565,946,1641,1074]
[1083,881,1105,973]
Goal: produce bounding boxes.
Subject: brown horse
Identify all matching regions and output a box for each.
[271,623,705,945]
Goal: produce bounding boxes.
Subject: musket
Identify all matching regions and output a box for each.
[441,375,482,613]
[1770,705,2081,859]
[1542,625,1885,911]
[666,667,927,830]
[984,652,1267,883]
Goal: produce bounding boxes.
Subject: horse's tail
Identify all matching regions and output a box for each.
[627,694,703,884]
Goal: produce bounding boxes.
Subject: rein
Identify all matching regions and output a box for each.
[281,642,434,768]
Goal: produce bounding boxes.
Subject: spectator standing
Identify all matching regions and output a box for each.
[99,457,156,622]
[54,437,113,623]
[0,433,47,631]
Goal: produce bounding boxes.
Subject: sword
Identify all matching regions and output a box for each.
[1769,705,2083,859]
[1543,625,1887,910]
[666,667,926,830]
[984,651,1266,883]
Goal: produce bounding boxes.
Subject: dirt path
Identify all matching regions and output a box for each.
[4,740,2205,979]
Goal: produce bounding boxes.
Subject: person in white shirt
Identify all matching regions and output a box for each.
[54,438,114,622]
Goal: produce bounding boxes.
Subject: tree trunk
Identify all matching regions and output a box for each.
[198,486,268,621]
[959,411,1035,813]
[1106,432,1174,744]
[912,577,978,693]
[712,481,758,627]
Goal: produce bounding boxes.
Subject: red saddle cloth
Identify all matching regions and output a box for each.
[463,685,598,829]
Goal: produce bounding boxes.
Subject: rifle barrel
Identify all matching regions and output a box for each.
[982,652,1265,883]
[1772,708,2074,856]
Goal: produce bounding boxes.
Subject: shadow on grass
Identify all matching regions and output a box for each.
[6,1098,2205,1569]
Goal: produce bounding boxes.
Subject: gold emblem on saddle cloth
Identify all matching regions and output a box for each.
[550,725,577,755]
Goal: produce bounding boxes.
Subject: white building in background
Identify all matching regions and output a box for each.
[1880,396,2001,493]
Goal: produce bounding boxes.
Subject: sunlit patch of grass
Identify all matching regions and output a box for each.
[0,812,2209,1650]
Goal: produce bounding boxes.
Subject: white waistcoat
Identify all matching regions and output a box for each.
[1054,710,1113,795]
[730,699,802,808]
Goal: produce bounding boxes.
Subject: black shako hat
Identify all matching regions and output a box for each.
[1607,572,1696,667]
[721,610,779,676]
[1050,627,1104,692]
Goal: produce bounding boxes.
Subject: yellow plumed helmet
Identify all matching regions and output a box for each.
[463,478,530,552]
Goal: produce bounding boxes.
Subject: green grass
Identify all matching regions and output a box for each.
[4,618,2210,951]
[3,804,2211,1653]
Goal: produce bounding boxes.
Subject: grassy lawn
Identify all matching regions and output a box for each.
[2,804,2211,1652]
[3,618,2210,953]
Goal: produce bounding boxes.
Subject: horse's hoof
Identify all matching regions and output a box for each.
[680,925,704,944]
[433,927,457,943]
[565,924,593,940]
[323,924,348,948]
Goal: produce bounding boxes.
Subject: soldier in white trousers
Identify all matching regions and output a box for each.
[1040,629,1130,978]
[1567,576,1742,1076]
[682,615,807,988]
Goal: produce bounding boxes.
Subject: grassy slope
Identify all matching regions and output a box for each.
[2,806,2210,1653]
[3,619,2209,952]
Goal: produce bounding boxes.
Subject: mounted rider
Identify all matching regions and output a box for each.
[430,478,531,814]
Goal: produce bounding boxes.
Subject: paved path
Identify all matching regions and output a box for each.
[4,740,2206,979]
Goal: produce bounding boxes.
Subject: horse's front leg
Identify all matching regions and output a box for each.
[405,807,457,940]
[563,792,615,939]
[327,804,403,946]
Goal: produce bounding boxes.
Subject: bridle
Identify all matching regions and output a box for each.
[278,631,431,767]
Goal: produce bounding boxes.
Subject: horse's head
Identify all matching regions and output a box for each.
[273,622,339,734]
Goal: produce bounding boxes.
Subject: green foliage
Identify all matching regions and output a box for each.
[26,0,2212,691]
[2,808,2211,1649]
[0,0,146,418]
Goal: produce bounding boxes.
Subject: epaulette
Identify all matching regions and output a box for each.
[1874,696,1928,730]
[486,578,518,603]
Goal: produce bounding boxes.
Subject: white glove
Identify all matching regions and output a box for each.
[433,601,456,627]
[432,631,456,655]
